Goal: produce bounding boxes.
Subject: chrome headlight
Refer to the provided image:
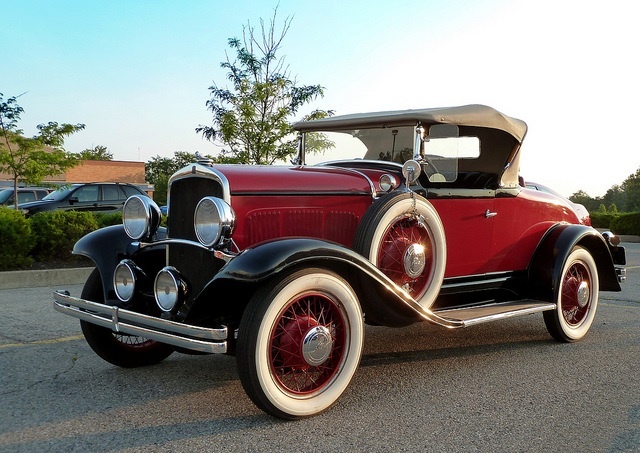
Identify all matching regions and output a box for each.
[379,174,397,192]
[154,266,187,312]
[123,195,161,240]
[113,259,139,302]
[194,197,235,247]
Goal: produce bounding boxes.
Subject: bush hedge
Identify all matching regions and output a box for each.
[0,208,123,271]
[590,211,640,235]
[610,212,640,235]
[0,208,36,271]
[29,211,99,262]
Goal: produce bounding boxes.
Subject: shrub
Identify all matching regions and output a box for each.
[29,211,99,262]
[610,212,640,235]
[94,212,123,228]
[589,212,618,229]
[0,207,35,270]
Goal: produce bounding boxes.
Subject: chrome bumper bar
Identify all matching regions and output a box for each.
[53,291,228,354]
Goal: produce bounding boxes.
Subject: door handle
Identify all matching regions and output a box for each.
[485,209,497,218]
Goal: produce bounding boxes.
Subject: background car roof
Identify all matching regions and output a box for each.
[293,104,527,144]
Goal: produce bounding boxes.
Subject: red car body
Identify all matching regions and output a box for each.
[54,104,626,419]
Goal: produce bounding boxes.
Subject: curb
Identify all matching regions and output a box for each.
[0,267,94,290]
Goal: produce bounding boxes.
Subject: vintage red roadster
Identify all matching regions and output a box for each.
[54,104,626,419]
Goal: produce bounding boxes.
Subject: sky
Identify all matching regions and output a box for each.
[2,0,639,198]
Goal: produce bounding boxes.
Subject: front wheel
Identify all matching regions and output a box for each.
[544,247,599,342]
[236,269,364,419]
[80,268,173,368]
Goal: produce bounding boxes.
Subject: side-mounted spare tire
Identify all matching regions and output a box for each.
[353,191,446,312]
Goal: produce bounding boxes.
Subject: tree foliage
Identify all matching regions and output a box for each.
[0,93,85,208]
[196,9,332,165]
[570,166,640,213]
[145,151,211,205]
[78,145,113,160]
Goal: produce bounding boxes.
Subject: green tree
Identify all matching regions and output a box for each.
[145,151,208,205]
[569,190,599,212]
[0,93,85,208]
[78,145,113,160]
[621,167,640,212]
[601,184,625,212]
[196,9,331,165]
[597,203,607,213]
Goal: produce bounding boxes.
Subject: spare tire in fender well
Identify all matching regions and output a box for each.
[352,191,447,312]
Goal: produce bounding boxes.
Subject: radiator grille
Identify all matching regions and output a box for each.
[167,176,224,295]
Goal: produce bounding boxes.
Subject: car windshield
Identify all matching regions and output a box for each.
[0,189,12,204]
[304,126,415,165]
[43,187,74,201]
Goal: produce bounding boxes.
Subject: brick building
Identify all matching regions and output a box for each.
[0,160,154,197]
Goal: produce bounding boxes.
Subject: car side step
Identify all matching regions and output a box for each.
[429,300,556,328]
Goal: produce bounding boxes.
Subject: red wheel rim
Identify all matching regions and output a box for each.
[561,261,591,326]
[269,292,347,395]
[377,215,434,298]
[114,334,156,350]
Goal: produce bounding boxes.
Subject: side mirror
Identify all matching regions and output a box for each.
[68,196,79,204]
[402,160,422,185]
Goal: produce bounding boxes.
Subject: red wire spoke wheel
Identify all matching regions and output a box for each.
[237,269,364,419]
[544,247,599,342]
[353,192,446,310]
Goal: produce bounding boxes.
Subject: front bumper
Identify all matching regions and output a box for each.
[53,290,228,354]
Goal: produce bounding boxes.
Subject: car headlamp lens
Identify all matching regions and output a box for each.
[113,260,137,302]
[154,267,185,312]
[379,174,397,192]
[194,197,235,247]
[123,195,161,240]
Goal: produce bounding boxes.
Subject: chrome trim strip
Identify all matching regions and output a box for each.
[140,238,212,251]
[53,291,227,354]
[138,238,237,262]
[341,168,378,199]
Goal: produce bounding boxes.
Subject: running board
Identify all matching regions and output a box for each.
[427,300,556,328]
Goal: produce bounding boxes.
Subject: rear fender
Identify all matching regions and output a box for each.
[528,224,621,301]
[189,238,425,327]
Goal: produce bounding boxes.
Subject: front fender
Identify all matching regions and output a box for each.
[73,225,167,302]
[191,238,426,327]
[528,224,621,301]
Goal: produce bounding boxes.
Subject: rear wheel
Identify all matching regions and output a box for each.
[544,247,599,342]
[236,269,364,419]
[80,268,173,367]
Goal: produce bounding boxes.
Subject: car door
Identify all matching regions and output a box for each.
[99,184,124,212]
[429,194,496,278]
[68,184,100,211]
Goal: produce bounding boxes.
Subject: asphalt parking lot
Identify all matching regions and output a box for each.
[0,242,638,452]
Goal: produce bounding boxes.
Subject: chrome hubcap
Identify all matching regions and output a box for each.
[403,243,426,278]
[301,325,333,366]
[577,281,590,308]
